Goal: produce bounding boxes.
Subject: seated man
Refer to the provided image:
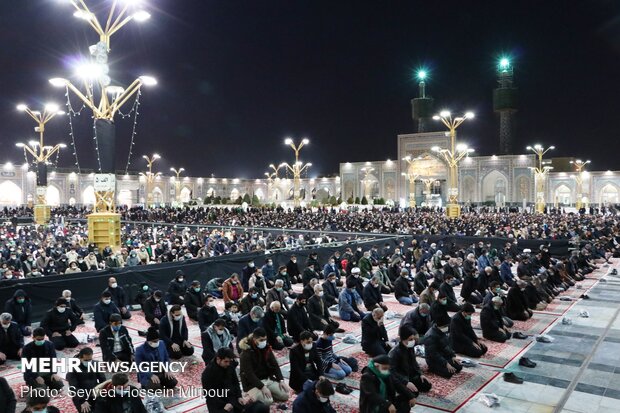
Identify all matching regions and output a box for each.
[263,301,294,350]
[91,373,147,413]
[449,303,488,358]
[287,293,317,342]
[338,279,365,322]
[104,277,131,320]
[292,378,337,413]
[237,306,264,351]
[223,273,244,303]
[184,280,205,321]
[198,294,220,332]
[99,314,135,362]
[93,291,120,333]
[22,327,64,390]
[506,281,533,321]
[316,325,357,380]
[240,287,265,315]
[307,284,342,332]
[363,276,389,311]
[159,305,195,359]
[62,290,85,325]
[201,318,234,364]
[0,312,24,364]
[239,327,290,406]
[142,290,167,328]
[135,327,178,390]
[388,326,432,399]
[423,323,463,378]
[202,348,269,413]
[66,347,106,413]
[4,289,32,336]
[288,331,322,393]
[22,395,61,413]
[480,296,512,342]
[439,274,462,312]
[361,308,391,357]
[430,292,451,328]
[360,355,414,413]
[266,280,290,316]
[40,298,80,351]
[321,272,340,307]
[394,269,418,305]
[168,270,188,305]
[419,281,440,306]
[400,303,432,338]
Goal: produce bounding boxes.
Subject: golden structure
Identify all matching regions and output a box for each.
[527,144,554,213]
[283,138,311,206]
[570,159,590,210]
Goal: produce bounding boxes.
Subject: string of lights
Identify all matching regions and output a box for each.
[64,86,82,173]
[124,89,142,174]
[92,118,103,172]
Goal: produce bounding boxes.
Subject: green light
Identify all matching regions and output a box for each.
[499,57,511,71]
[417,70,427,81]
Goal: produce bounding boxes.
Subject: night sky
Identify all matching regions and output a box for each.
[2,0,620,179]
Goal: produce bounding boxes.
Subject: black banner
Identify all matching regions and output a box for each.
[95,118,116,173]
[36,162,47,187]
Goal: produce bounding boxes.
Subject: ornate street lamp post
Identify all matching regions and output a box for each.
[527,144,555,213]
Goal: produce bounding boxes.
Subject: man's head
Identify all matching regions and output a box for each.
[269,301,282,313]
[0,313,12,329]
[108,277,117,288]
[296,294,307,307]
[418,303,431,316]
[77,346,94,362]
[275,279,284,290]
[299,330,314,350]
[111,373,130,394]
[399,325,419,348]
[492,296,503,308]
[55,298,67,313]
[215,347,236,368]
[461,303,475,320]
[372,307,384,322]
[25,394,51,412]
[251,327,268,349]
[372,354,391,376]
[170,305,183,320]
[62,290,72,300]
[314,377,335,403]
[109,313,122,330]
[249,306,264,322]
[213,318,227,335]
[32,327,46,345]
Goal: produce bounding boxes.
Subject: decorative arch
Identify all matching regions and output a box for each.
[272,188,282,201]
[152,187,163,204]
[343,180,354,199]
[554,184,572,206]
[462,176,476,203]
[230,188,240,200]
[117,189,133,207]
[316,187,330,201]
[180,187,192,203]
[361,173,379,199]
[69,197,76,206]
[384,178,395,201]
[46,185,61,206]
[600,183,619,206]
[206,187,215,197]
[0,181,22,206]
[82,186,95,205]
[254,188,265,201]
[481,170,508,203]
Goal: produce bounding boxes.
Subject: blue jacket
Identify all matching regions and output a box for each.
[93,301,120,332]
[478,255,491,271]
[236,314,261,349]
[500,262,515,286]
[135,342,170,386]
[292,380,337,413]
[338,288,361,317]
[22,341,57,382]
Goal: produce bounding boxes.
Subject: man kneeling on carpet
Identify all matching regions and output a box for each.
[135,327,178,390]
[315,325,358,380]
[449,303,488,358]
[388,326,432,399]
[92,373,147,413]
[292,377,337,413]
[423,322,463,379]
[159,305,194,360]
[239,327,290,406]
[360,354,416,413]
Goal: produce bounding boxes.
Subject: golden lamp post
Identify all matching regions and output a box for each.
[432,110,475,217]
[15,103,66,225]
[283,138,311,206]
[570,159,590,210]
[170,167,185,203]
[402,155,422,208]
[360,166,375,201]
[48,0,156,248]
[140,154,161,207]
[264,163,286,202]
[527,144,555,213]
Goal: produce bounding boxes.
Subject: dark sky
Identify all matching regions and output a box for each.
[2,0,620,178]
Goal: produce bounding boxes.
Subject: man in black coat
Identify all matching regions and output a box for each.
[103,277,131,320]
[288,331,322,393]
[449,303,488,358]
[22,327,64,390]
[360,354,413,413]
[142,290,167,327]
[0,313,24,363]
[439,274,462,312]
[321,273,339,306]
[99,313,135,362]
[423,323,462,378]
[4,289,32,336]
[198,294,220,332]
[400,304,432,338]
[202,348,268,413]
[159,305,194,359]
[506,281,533,321]
[66,347,106,413]
[286,255,302,284]
[242,260,257,291]
[430,293,451,328]
[184,280,205,321]
[361,308,391,357]
[388,326,432,398]
[287,294,317,342]
[93,292,120,333]
[0,377,16,413]
[40,298,80,350]
[61,290,85,325]
[262,302,293,350]
[480,297,512,342]
[167,270,188,305]
[307,284,342,332]
[92,373,147,413]
[363,276,388,311]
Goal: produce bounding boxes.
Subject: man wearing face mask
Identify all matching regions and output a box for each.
[360,354,412,413]
[430,292,452,328]
[288,330,322,393]
[21,394,61,413]
[135,327,178,390]
[287,293,317,342]
[93,292,120,333]
[506,280,533,321]
[307,284,342,332]
[237,306,264,351]
[167,270,188,305]
[184,280,205,321]
[480,296,512,343]
[62,290,84,325]
[362,308,392,357]
[134,282,153,307]
[363,276,389,312]
[263,301,294,350]
[0,376,16,413]
[4,289,32,336]
[201,319,234,364]
[339,279,366,322]
[99,314,134,363]
[92,373,147,413]
[276,266,297,299]
[159,305,194,359]
[240,287,265,315]
[66,347,106,413]
[142,290,167,328]
[40,298,80,350]
[423,322,462,379]
[239,327,290,406]
[22,327,64,391]
[266,280,289,315]
[292,377,337,413]
[389,326,432,399]
[449,303,488,358]
[0,312,24,365]
[223,273,244,303]
[103,277,131,320]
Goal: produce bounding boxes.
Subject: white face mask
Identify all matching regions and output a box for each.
[57,307,66,313]
[256,340,267,349]
[302,343,313,351]
[317,291,324,297]
[148,341,160,348]
[1,323,10,329]
[103,299,111,305]
[318,396,328,403]
[111,283,118,288]
[173,315,183,321]
[406,340,416,348]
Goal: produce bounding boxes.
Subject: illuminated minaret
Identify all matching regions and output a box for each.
[411,69,434,133]
[493,56,518,154]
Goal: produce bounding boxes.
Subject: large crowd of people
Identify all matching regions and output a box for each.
[1,208,617,413]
